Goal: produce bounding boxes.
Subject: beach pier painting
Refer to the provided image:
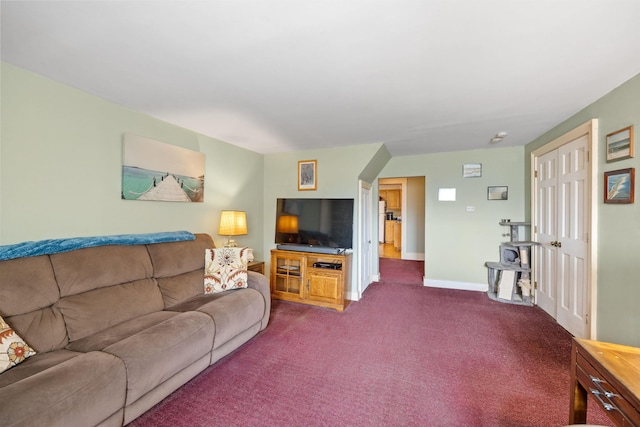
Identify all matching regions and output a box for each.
[122,134,205,202]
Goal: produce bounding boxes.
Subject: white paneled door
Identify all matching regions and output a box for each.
[535,149,558,316]
[534,134,590,338]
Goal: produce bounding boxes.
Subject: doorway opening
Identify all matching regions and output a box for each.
[377,176,425,276]
[378,178,403,259]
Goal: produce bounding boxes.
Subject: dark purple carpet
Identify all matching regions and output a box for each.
[379,257,424,284]
[130,261,612,426]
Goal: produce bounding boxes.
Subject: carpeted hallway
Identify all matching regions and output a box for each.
[130,261,612,427]
[379,257,424,284]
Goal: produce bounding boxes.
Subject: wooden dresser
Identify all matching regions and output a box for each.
[569,338,640,426]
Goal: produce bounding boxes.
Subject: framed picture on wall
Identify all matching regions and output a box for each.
[606,125,634,162]
[487,186,508,200]
[298,160,317,191]
[122,134,205,202]
[604,168,634,204]
[463,163,482,178]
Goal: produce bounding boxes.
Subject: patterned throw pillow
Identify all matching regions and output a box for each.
[204,247,249,294]
[1,315,36,374]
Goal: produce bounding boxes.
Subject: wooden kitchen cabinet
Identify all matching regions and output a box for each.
[385,220,395,243]
[386,190,401,209]
[380,189,401,210]
[393,222,401,251]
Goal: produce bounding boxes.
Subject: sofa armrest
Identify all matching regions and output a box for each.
[247,271,270,330]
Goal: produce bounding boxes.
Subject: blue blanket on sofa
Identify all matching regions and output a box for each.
[0,231,195,261]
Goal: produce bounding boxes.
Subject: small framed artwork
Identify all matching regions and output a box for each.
[604,168,634,204]
[606,125,634,162]
[463,163,482,178]
[298,160,317,191]
[488,186,508,200]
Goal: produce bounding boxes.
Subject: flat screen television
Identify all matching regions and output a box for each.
[275,198,354,250]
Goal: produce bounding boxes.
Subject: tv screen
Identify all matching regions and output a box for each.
[275,198,354,249]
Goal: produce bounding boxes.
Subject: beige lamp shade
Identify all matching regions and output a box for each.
[277,215,299,234]
[218,211,247,247]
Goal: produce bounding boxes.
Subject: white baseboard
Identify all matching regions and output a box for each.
[402,252,425,261]
[353,276,486,301]
[424,279,487,292]
[347,290,360,301]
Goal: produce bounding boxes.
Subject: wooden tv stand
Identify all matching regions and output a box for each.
[569,338,640,426]
[270,249,351,312]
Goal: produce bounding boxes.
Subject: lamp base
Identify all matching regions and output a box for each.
[224,237,238,248]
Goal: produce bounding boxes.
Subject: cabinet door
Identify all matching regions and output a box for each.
[272,255,303,296]
[393,222,401,250]
[385,221,394,243]
[306,271,341,304]
[387,190,401,209]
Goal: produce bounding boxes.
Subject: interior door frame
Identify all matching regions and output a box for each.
[530,119,599,339]
[357,180,373,300]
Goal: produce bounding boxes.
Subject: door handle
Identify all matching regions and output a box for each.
[550,241,562,248]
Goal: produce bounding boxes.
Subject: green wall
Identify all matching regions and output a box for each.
[0,62,265,258]
[263,143,385,297]
[525,72,640,347]
[405,176,426,256]
[359,144,392,183]
[380,146,526,287]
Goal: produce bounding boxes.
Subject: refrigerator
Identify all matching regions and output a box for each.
[378,201,386,243]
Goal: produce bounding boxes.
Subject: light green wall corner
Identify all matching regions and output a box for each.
[380,146,525,287]
[525,72,640,347]
[1,62,264,258]
[263,143,384,294]
[358,143,392,183]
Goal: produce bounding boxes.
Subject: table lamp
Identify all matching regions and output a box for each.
[218,210,247,247]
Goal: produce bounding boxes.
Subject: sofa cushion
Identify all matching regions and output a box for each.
[3,308,67,353]
[0,350,126,427]
[102,311,214,405]
[146,233,214,278]
[0,255,59,316]
[0,349,78,388]
[247,271,271,331]
[0,255,69,351]
[56,278,165,342]
[157,269,205,308]
[169,288,264,350]
[0,315,36,374]
[66,311,177,353]
[50,244,153,297]
[204,247,248,294]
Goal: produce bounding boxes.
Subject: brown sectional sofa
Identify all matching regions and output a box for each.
[0,233,270,426]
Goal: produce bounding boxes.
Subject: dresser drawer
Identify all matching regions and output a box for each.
[576,352,640,426]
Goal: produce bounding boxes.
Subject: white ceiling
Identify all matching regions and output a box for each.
[2,1,640,156]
